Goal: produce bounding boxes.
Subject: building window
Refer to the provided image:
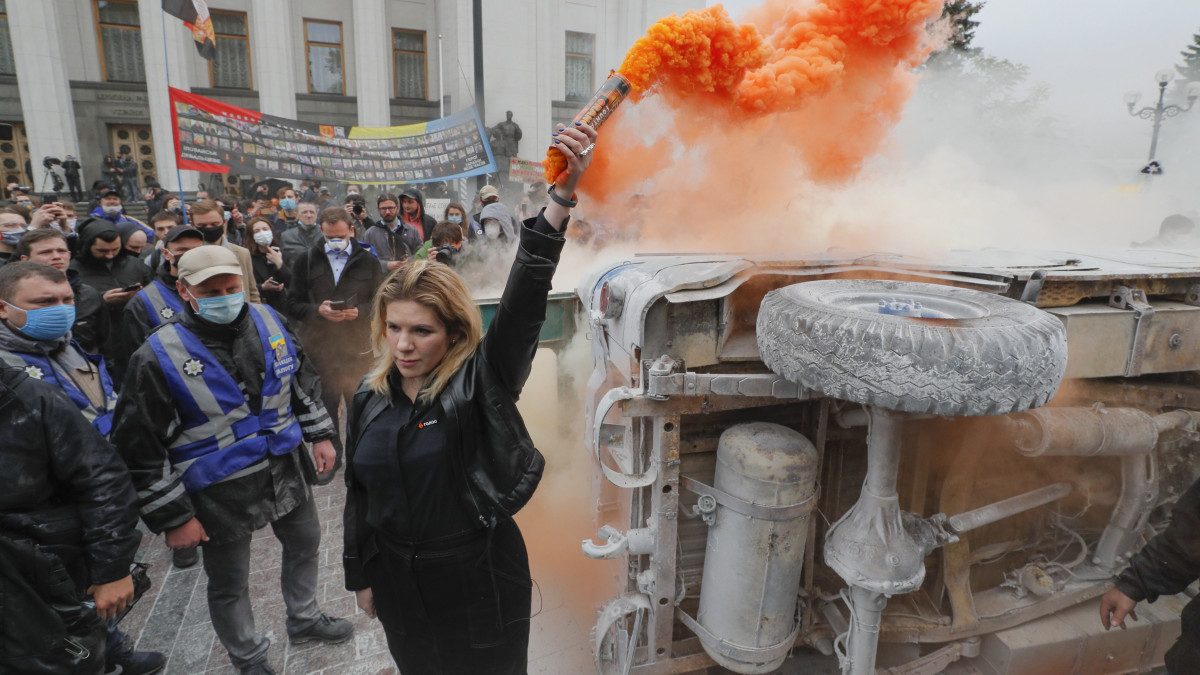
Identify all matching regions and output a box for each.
[393,29,427,100]
[95,0,145,83]
[0,1,14,77]
[565,31,594,100]
[304,19,344,94]
[210,10,251,89]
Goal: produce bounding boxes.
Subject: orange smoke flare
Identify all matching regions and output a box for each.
[542,6,768,186]
[544,0,943,247]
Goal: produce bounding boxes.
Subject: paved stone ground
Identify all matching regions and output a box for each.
[117,478,594,674]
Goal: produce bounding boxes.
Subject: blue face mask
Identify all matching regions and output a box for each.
[1,228,27,247]
[193,292,245,325]
[447,215,463,224]
[4,301,75,341]
[279,198,297,211]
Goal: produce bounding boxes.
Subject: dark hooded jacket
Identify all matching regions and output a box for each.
[115,222,144,258]
[67,268,109,356]
[342,213,562,590]
[71,219,153,377]
[71,220,154,295]
[399,188,437,243]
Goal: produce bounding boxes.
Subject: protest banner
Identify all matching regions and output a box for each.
[170,87,497,185]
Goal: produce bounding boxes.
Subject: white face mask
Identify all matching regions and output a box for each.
[101,204,121,216]
[326,237,349,252]
[253,230,274,247]
[484,223,501,240]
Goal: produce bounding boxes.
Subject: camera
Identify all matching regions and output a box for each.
[42,156,62,169]
[11,185,31,193]
[435,244,459,266]
[352,202,364,216]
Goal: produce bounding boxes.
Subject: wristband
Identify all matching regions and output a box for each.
[547,183,578,208]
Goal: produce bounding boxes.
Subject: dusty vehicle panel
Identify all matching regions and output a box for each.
[578,248,1200,674]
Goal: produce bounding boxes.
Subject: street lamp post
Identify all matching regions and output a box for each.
[1124,70,1200,174]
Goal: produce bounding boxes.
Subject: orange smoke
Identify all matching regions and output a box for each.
[547,0,944,248]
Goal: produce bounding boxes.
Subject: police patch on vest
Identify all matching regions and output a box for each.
[269,333,296,377]
[24,364,44,379]
[183,358,205,377]
[160,306,176,320]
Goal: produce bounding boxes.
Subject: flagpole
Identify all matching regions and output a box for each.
[160,10,190,225]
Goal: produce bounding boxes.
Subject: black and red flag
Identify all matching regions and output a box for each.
[162,0,217,61]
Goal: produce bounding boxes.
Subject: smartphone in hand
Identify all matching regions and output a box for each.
[121,284,143,293]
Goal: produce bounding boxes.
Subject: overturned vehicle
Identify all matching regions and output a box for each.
[578,248,1200,674]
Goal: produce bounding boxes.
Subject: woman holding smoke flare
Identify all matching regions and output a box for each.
[341,120,599,673]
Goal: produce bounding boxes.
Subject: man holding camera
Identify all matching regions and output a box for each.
[286,207,384,484]
[414,221,464,266]
[342,192,374,240]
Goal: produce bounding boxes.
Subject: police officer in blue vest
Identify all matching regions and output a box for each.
[0,261,118,436]
[116,224,207,570]
[0,260,168,674]
[111,246,353,675]
[111,224,203,386]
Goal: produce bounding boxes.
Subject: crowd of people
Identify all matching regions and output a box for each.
[0,119,598,675]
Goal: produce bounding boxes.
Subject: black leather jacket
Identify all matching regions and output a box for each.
[342,214,564,590]
[0,366,140,589]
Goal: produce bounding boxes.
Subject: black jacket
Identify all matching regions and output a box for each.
[68,268,109,356]
[362,219,421,268]
[342,215,563,590]
[278,222,323,267]
[71,219,153,372]
[0,366,140,589]
[1115,476,1200,603]
[112,265,179,377]
[110,303,336,544]
[250,250,290,316]
[286,240,384,365]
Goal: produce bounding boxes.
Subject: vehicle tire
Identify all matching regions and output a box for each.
[756,279,1068,416]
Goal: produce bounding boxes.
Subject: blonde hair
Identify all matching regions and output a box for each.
[365,259,482,403]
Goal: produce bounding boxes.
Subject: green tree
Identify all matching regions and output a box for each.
[1176,28,1200,83]
[941,1,986,52]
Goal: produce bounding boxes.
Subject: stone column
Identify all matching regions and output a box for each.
[6,0,80,191]
[250,0,298,118]
[137,1,199,193]
[353,0,391,127]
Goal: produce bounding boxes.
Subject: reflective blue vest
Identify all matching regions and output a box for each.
[136,279,185,328]
[0,344,117,436]
[148,303,302,492]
